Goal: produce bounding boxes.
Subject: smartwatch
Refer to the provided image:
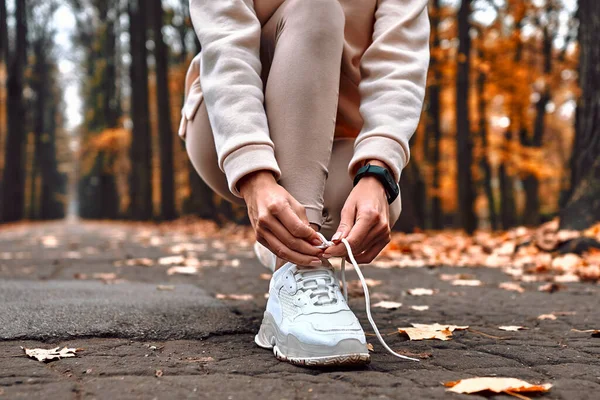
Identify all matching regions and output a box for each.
[353,164,400,204]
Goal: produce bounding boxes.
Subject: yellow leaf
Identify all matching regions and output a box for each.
[445,377,552,394]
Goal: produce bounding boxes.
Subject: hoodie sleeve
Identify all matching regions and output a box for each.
[349,0,430,182]
[189,0,281,197]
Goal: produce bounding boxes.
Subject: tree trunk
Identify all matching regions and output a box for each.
[476,31,497,231]
[151,0,176,220]
[40,88,64,220]
[0,0,8,173]
[560,0,600,230]
[428,0,443,230]
[128,0,153,220]
[1,0,27,222]
[31,41,47,220]
[456,0,476,233]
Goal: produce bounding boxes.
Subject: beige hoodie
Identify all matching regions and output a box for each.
[180,0,430,197]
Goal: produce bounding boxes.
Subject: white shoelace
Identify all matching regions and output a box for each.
[315,232,420,362]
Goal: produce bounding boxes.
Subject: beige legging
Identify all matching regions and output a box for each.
[185,0,401,239]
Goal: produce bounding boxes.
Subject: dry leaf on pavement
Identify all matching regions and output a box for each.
[411,305,430,311]
[156,285,175,291]
[158,256,186,266]
[407,288,436,296]
[499,282,525,293]
[367,343,374,352]
[451,279,483,287]
[166,266,198,275]
[498,326,528,331]
[398,323,468,341]
[537,313,557,320]
[22,347,80,362]
[571,329,600,337]
[373,301,402,309]
[538,282,564,293]
[445,377,552,395]
[215,293,254,301]
[41,236,59,248]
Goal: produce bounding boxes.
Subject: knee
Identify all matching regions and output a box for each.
[284,0,345,44]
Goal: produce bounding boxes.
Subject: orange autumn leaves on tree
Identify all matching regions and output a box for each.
[420,0,578,219]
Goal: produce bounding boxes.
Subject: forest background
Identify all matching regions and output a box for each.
[0,0,598,234]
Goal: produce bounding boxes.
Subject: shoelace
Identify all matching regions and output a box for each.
[295,268,337,306]
[315,232,420,362]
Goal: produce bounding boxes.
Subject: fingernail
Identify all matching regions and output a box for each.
[332,232,342,241]
[322,253,332,259]
[311,238,322,246]
[310,260,323,267]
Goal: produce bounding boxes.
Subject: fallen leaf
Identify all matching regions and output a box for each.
[571,329,600,337]
[411,305,429,311]
[537,313,557,320]
[166,266,198,275]
[553,273,580,283]
[41,236,59,248]
[215,293,254,301]
[499,282,525,293]
[367,343,374,352]
[440,273,475,281]
[451,279,483,287]
[411,323,469,332]
[373,301,402,309]
[22,347,80,362]
[398,323,468,341]
[407,288,436,296]
[92,273,119,284]
[551,253,583,273]
[445,377,552,395]
[498,326,528,331]
[156,285,175,291]
[538,282,564,293]
[158,256,186,266]
[398,327,453,341]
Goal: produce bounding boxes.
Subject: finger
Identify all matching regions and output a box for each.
[263,217,323,257]
[260,229,323,267]
[331,205,356,243]
[354,237,390,264]
[274,203,321,243]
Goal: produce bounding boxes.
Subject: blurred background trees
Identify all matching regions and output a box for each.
[0,0,597,232]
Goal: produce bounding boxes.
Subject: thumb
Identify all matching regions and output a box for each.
[332,206,355,243]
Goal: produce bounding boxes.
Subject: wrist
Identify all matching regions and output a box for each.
[238,170,277,198]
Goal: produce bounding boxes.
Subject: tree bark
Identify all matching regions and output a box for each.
[428,0,443,230]
[560,0,600,230]
[0,0,8,172]
[128,0,153,220]
[1,0,27,222]
[476,37,497,230]
[151,0,176,220]
[456,0,477,233]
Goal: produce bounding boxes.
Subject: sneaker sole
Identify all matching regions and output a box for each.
[255,312,370,367]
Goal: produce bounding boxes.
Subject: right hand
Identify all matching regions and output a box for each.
[239,171,324,267]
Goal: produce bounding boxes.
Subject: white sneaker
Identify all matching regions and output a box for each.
[255,261,370,366]
[254,232,420,366]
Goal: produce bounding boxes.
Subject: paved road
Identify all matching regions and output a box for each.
[1,221,599,399]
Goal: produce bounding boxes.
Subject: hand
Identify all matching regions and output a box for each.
[323,166,391,264]
[239,171,324,267]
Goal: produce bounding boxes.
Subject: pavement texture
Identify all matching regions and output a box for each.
[1,220,599,400]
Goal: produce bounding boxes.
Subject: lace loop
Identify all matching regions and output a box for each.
[315,232,419,362]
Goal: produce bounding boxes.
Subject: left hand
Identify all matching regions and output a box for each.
[323,162,391,263]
